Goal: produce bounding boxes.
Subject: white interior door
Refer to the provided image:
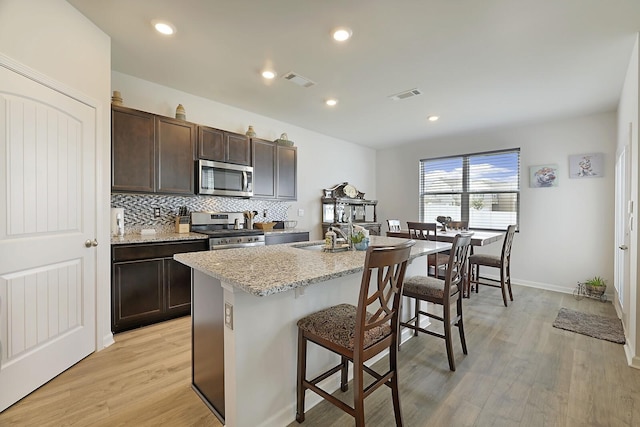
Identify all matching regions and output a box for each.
[0,64,97,412]
[615,135,631,309]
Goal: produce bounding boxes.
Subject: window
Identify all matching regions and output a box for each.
[419,149,520,231]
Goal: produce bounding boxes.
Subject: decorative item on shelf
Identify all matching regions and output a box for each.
[175,104,186,120]
[111,90,123,105]
[274,132,294,146]
[245,125,256,137]
[322,182,365,199]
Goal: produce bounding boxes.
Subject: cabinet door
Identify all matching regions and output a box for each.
[276,145,297,200]
[252,138,276,198]
[111,106,155,192]
[198,125,225,161]
[156,116,196,194]
[265,232,309,245]
[165,258,192,316]
[112,259,164,332]
[226,132,251,165]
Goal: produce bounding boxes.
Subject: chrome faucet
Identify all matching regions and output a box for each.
[331,223,353,249]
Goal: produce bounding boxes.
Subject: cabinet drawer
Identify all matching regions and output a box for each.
[112,240,207,262]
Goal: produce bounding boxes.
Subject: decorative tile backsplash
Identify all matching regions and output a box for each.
[111,193,291,233]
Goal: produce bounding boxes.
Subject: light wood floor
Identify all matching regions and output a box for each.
[1,285,638,426]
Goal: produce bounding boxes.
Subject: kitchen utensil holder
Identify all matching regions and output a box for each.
[175,216,190,233]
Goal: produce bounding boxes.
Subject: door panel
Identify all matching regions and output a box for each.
[0,64,96,412]
[615,138,631,309]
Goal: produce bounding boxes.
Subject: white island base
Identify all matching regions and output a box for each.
[178,237,450,427]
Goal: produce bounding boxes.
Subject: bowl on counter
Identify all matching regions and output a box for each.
[283,220,297,229]
[254,222,277,231]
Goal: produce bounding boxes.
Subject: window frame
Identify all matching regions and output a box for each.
[419,148,520,231]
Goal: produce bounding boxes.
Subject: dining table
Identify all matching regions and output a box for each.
[386,228,505,297]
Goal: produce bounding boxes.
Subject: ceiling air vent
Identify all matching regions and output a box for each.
[388,88,422,101]
[282,71,316,88]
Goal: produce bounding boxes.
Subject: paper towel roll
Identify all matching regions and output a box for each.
[111,208,124,236]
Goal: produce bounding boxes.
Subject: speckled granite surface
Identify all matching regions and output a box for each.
[174,236,451,297]
[111,232,208,245]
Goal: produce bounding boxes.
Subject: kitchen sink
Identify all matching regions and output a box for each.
[292,243,325,251]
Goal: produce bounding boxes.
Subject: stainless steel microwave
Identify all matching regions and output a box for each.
[197,159,253,197]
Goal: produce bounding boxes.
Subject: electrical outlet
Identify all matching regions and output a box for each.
[224,302,233,330]
[263,209,267,218]
[153,207,160,218]
[298,208,304,217]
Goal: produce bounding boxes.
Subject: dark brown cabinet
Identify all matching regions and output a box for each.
[112,105,196,195]
[156,116,196,194]
[111,106,155,193]
[111,240,207,333]
[198,125,251,166]
[251,138,297,200]
[265,232,309,245]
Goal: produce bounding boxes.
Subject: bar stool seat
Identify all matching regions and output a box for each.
[400,234,472,371]
[296,241,415,426]
[297,304,391,350]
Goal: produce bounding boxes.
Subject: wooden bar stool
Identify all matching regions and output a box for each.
[296,240,415,426]
[407,221,448,278]
[387,219,401,232]
[400,234,472,371]
[467,225,517,306]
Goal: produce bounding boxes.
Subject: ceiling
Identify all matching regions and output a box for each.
[67,0,640,149]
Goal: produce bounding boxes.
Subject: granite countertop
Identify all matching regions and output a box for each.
[174,236,451,297]
[111,232,209,245]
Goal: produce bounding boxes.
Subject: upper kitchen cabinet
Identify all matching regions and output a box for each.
[112,105,196,195]
[198,125,251,166]
[112,106,155,193]
[252,138,297,200]
[156,116,196,194]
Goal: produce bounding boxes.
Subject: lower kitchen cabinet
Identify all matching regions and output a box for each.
[111,240,207,333]
[265,232,309,245]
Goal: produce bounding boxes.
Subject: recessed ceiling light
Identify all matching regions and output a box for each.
[332,27,352,42]
[262,70,276,79]
[427,115,439,122]
[326,99,338,106]
[152,20,176,35]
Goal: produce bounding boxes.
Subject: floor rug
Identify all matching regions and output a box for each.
[552,307,625,344]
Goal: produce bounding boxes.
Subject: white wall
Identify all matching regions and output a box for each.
[617,34,639,367]
[377,111,617,294]
[112,71,377,240]
[0,0,112,348]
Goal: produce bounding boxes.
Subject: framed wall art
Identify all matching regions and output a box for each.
[569,153,603,178]
[529,164,558,188]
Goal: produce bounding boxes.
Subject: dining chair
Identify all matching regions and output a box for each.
[296,240,415,426]
[447,220,469,231]
[407,221,448,278]
[400,234,472,371]
[387,219,401,232]
[467,225,517,306]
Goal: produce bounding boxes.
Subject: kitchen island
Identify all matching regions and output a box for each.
[174,236,451,427]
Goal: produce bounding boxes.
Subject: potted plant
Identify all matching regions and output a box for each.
[584,276,607,297]
[350,230,369,251]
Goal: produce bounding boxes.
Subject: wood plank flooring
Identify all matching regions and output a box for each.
[0,316,222,427]
[1,285,638,426]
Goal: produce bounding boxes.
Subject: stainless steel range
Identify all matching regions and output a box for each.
[191,211,265,250]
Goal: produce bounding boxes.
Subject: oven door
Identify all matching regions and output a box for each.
[198,159,253,197]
